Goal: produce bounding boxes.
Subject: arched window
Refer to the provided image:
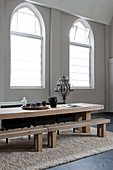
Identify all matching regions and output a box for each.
[10,3,45,88]
[69,19,94,88]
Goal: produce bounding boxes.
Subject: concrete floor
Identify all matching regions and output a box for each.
[47,113,113,170]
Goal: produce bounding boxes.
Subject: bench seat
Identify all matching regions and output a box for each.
[0,126,47,152]
[45,118,110,148]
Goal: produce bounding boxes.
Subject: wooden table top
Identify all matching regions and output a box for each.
[0,103,104,120]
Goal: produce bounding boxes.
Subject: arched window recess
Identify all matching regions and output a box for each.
[69,19,94,89]
[10,3,45,88]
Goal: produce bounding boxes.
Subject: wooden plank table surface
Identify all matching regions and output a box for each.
[0,103,103,119]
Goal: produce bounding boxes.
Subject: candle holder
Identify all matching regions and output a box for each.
[54,76,73,104]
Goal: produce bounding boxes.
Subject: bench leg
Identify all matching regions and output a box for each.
[73,128,76,132]
[97,124,106,137]
[57,130,60,135]
[6,138,8,144]
[34,134,42,152]
[48,131,56,148]
[28,135,31,140]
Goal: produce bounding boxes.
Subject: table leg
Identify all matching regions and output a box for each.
[82,111,91,133]
[73,113,83,132]
[76,113,83,132]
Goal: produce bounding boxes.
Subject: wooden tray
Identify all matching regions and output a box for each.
[22,105,49,110]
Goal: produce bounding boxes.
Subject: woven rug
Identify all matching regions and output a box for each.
[0,128,113,170]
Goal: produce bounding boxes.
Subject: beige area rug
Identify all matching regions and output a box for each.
[0,128,113,170]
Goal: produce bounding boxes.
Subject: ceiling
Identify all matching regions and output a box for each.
[25,0,113,25]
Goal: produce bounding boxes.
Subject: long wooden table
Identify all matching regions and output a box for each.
[0,103,104,133]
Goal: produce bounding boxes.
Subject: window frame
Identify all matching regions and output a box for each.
[10,3,46,89]
[69,19,94,90]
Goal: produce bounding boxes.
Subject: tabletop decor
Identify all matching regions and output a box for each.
[21,101,49,110]
[22,105,49,110]
[54,76,73,103]
[48,97,57,108]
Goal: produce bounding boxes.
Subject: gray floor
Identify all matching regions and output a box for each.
[46,113,113,170]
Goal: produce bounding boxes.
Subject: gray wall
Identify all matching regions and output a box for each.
[0,0,109,109]
[0,0,50,103]
[0,0,5,102]
[109,17,113,111]
[51,10,107,106]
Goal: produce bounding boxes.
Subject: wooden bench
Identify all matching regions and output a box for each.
[0,126,47,152]
[45,118,110,148]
